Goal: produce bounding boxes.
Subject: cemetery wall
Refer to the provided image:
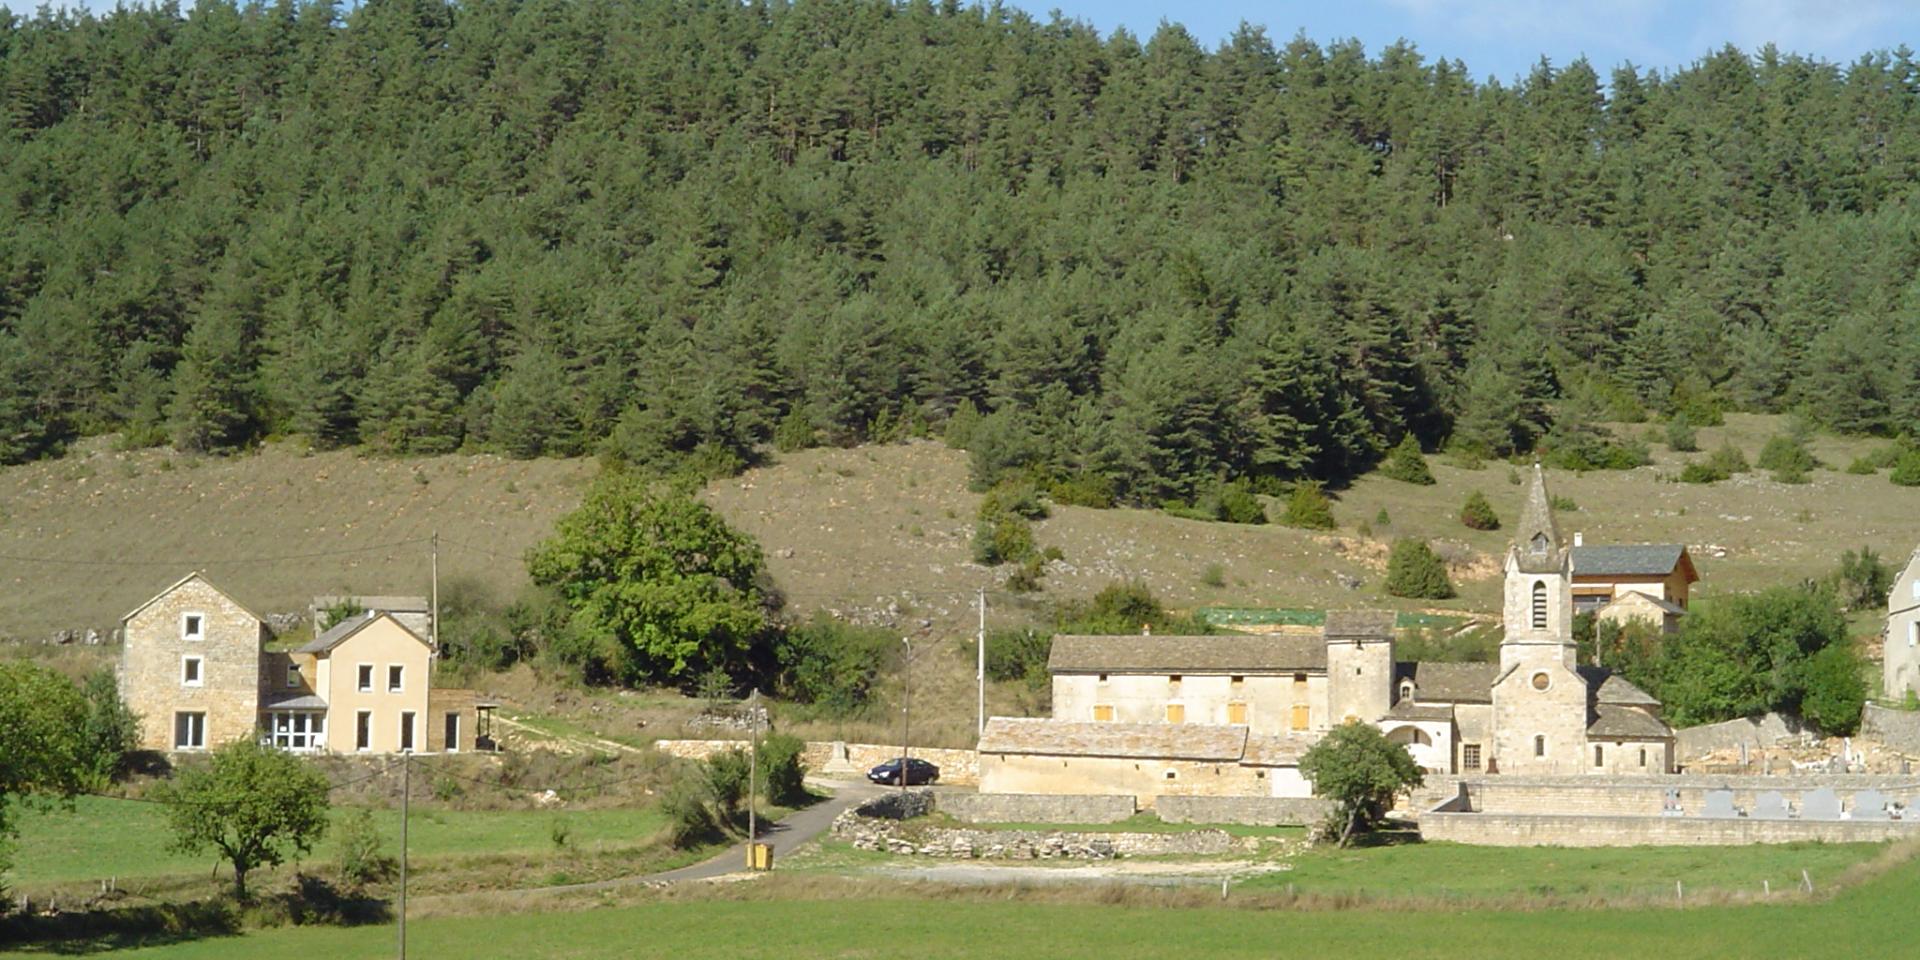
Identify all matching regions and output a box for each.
[1862,704,1920,756]
[1421,811,1920,847]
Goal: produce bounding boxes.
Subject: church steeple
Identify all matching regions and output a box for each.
[1512,461,1565,574]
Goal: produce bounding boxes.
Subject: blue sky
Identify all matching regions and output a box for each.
[1009,0,1915,83]
[34,1,1919,85]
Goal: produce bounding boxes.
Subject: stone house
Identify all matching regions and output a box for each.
[1886,548,1920,700]
[979,466,1675,804]
[309,595,432,642]
[120,573,488,755]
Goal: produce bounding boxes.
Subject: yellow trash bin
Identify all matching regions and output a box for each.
[748,842,774,871]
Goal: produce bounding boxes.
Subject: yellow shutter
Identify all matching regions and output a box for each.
[1092,705,1114,722]
[1289,704,1310,731]
[1166,703,1185,724]
[1226,702,1247,725]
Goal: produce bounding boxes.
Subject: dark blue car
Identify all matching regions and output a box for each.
[867,757,940,786]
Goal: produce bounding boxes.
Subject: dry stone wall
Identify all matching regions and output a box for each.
[1863,705,1920,757]
[1155,795,1330,826]
[831,812,1247,860]
[938,792,1136,824]
[1458,774,1920,818]
[1675,713,1811,760]
[1423,810,1920,846]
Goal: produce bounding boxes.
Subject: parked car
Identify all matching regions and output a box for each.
[867,757,940,786]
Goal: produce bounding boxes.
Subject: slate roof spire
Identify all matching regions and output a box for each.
[1513,460,1564,573]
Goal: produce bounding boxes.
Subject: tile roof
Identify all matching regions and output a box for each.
[1385,701,1457,721]
[1572,544,1687,577]
[977,717,1249,761]
[1048,634,1325,674]
[296,610,430,654]
[1587,704,1674,739]
[1323,610,1396,639]
[1394,661,1497,703]
[261,693,329,710]
[1579,666,1662,706]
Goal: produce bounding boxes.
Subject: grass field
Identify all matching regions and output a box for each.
[30,850,1920,960]
[5,797,668,890]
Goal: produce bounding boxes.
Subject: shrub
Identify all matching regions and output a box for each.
[1664,415,1698,452]
[986,628,1052,687]
[1048,473,1114,508]
[772,408,816,453]
[333,809,394,890]
[1758,433,1818,482]
[1891,451,1920,487]
[703,750,751,825]
[1798,644,1868,736]
[773,617,893,718]
[981,479,1050,520]
[1678,462,1725,484]
[662,776,717,849]
[1199,563,1227,588]
[1215,481,1268,525]
[1845,456,1879,475]
[1384,539,1455,599]
[1280,482,1336,530]
[759,733,807,805]
[1374,507,1391,527]
[1379,435,1434,485]
[1706,442,1749,475]
[1548,494,1578,513]
[77,669,139,787]
[1459,491,1500,531]
[1833,546,1893,612]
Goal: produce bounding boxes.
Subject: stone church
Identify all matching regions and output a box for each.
[977,465,1674,802]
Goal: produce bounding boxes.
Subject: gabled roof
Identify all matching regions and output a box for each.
[1588,704,1673,739]
[1324,610,1396,640]
[1573,544,1695,581]
[1578,666,1662,707]
[1385,700,1456,721]
[120,572,264,626]
[1601,590,1688,617]
[1242,733,1317,766]
[297,610,431,655]
[1048,634,1325,674]
[1393,661,1497,704]
[978,717,1248,761]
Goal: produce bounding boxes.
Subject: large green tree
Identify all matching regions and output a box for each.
[0,662,93,841]
[1299,721,1424,847]
[156,740,330,900]
[527,473,769,683]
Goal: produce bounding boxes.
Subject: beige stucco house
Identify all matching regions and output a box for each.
[120,573,488,755]
[1886,548,1920,700]
[1570,541,1697,635]
[978,466,1676,805]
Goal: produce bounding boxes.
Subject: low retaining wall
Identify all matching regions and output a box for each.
[831,811,1246,860]
[1863,705,1920,757]
[1155,795,1330,826]
[1462,774,1920,818]
[938,792,1136,824]
[653,739,980,785]
[1675,712,1811,760]
[1422,810,1920,847]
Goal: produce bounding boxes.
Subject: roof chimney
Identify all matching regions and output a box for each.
[1142,624,1151,636]
[1574,531,1584,547]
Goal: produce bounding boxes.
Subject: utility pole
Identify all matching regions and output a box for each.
[429,532,440,665]
[397,753,410,960]
[977,588,986,739]
[747,690,759,850]
[900,636,912,791]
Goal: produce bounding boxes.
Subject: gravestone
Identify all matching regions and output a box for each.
[1700,789,1739,818]
[1752,791,1789,820]
[1852,790,1890,821]
[1801,787,1841,821]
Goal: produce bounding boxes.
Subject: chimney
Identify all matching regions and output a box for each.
[1574,531,1584,547]
[1142,624,1152,636]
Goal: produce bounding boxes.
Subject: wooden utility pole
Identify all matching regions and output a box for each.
[429,532,440,662]
[977,588,986,738]
[900,637,912,791]
[398,753,410,960]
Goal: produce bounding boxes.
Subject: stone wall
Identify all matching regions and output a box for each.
[1675,712,1810,761]
[119,576,263,752]
[1862,705,1920,757]
[831,809,1248,860]
[1458,774,1920,819]
[1154,794,1330,826]
[938,792,1137,824]
[1422,810,1920,847]
[652,739,980,785]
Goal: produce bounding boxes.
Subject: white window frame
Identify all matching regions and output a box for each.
[269,712,324,752]
[174,711,206,750]
[399,711,416,752]
[181,612,206,641]
[388,664,405,694]
[286,663,300,688]
[181,654,204,687]
[356,663,374,693]
[355,711,373,752]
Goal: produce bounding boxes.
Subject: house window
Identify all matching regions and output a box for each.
[286,663,300,688]
[182,613,204,641]
[1290,704,1310,731]
[1230,675,1244,686]
[1462,743,1482,771]
[269,712,323,752]
[181,655,203,687]
[388,665,404,693]
[1227,702,1248,724]
[1166,703,1186,724]
[1639,748,1648,768]
[399,711,416,752]
[1400,681,1415,701]
[1097,673,1109,684]
[1293,673,1307,686]
[174,712,205,749]
[357,664,373,692]
[1164,770,1177,780]
[1534,735,1546,758]
[1093,704,1114,722]
[1531,581,1548,629]
[1169,674,1182,686]
[355,711,372,752]
[1594,744,1604,767]
[445,712,461,752]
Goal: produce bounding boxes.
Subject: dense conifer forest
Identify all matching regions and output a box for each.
[4,0,1919,503]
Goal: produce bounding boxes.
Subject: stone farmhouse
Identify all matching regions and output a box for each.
[1571,541,1698,636]
[119,573,490,755]
[978,466,1675,805]
[1886,548,1920,700]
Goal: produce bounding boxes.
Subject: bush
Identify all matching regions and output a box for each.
[1845,456,1879,475]
[1891,451,1920,487]
[1384,539,1455,599]
[1758,433,1818,482]
[1048,473,1114,508]
[1459,491,1499,531]
[981,479,1050,520]
[77,669,139,787]
[1678,462,1725,484]
[1664,415,1698,452]
[772,408,816,452]
[334,809,395,890]
[1549,494,1578,513]
[1199,563,1226,588]
[1833,546,1893,612]
[703,750,751,825]
[1280,482,1336,530]
[1379,435,1434,485]
[759,733,807,805]
[1215,481,1268,525]
[662,776,718,849]
[774,617,893,718]
[986,628,1052,687]
[1707,442,1749,475]
[1798,644,1868,736]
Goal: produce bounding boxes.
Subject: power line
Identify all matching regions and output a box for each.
[0,539,434,569]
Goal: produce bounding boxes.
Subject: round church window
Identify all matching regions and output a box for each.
[1530,671,1551,691]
